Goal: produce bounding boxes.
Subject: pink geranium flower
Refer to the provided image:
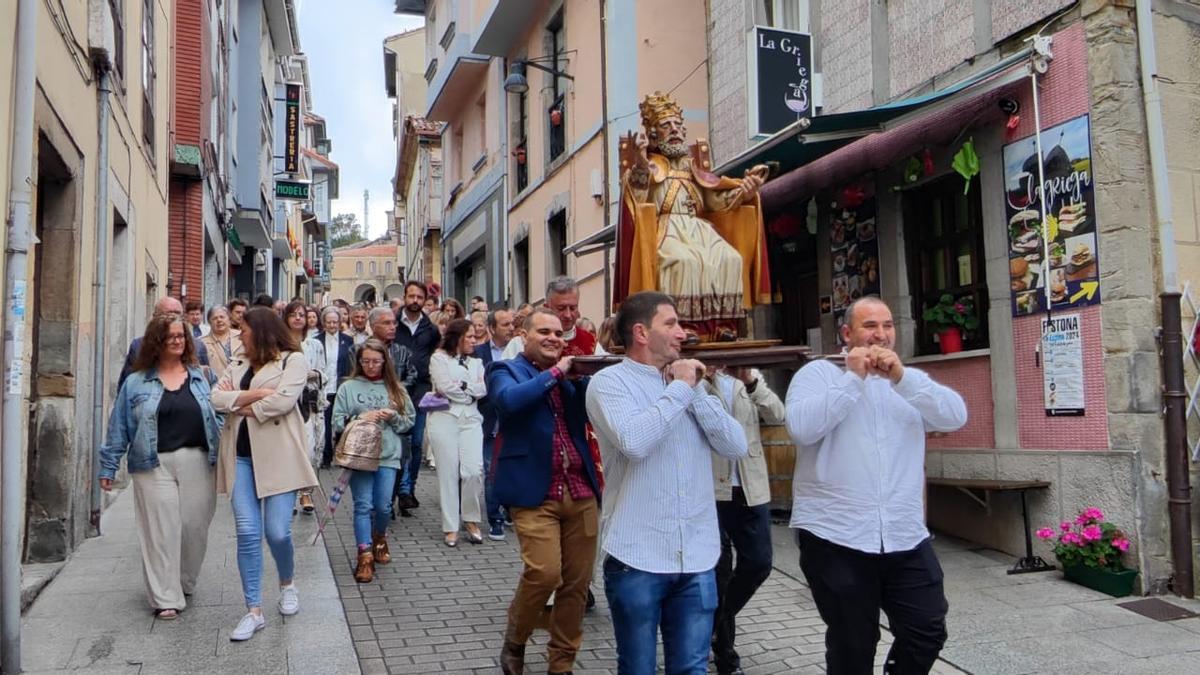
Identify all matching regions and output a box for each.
[1060,521,1072,532]
[1036,527,1054,540]
[1082,525,1103,542]
[1113,538,1130,552]
[1062,532,1081,546]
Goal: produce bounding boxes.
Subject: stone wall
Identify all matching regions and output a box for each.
[886,0,975,98]
[707,0,750,165]
[818,0,874,112]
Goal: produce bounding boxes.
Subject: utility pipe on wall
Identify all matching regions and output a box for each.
[2,0,38,671]
[89,66,114,536]
[1135,0,1192,597]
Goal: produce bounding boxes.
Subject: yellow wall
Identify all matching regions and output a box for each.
[330,251,403,303]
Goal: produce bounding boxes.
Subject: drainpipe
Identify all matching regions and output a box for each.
[1135,0,1192,597]
[89,66,114,536]
[2,0,38,670]
[598,0,612,317]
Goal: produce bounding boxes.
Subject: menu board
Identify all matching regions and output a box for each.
[1042,312,1085,416]
[1003,114,1101,317]
[830,194,880,341]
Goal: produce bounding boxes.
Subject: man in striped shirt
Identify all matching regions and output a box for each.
[586,291,747,674]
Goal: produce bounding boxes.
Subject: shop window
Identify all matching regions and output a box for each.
[547,210,567,279]
[903,174,988,355]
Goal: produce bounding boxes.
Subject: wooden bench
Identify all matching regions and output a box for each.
[926,477,1055,575]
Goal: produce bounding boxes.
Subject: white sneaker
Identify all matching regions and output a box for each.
[278,584,300,616]
[230,612,265,641]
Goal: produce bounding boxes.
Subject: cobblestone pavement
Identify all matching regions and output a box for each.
[318,467,960,675]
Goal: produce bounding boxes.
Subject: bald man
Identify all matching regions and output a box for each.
[118,296,211,389]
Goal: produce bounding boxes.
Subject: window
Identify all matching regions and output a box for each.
[454,125,465,185]
[476,93,487,167]
[546,12,566,162]
[141,0,156,155]
[109,0,126,82]
[757,0,809,32]
[547,210,567,279]
[903,174,988,355]
[514,85,528,193]
[369,261,377,275]
[356,261,363,275]
[513,237,529,305]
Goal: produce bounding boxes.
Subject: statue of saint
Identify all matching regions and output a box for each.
[615,92,772,341]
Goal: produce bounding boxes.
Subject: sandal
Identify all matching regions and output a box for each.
[155,608,179,620]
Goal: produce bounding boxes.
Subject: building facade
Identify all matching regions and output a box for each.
[385,27,430,283]
[397,116,445,290]
[708,0,1200,594]
[0,0,172,560]
[330,242,405,305]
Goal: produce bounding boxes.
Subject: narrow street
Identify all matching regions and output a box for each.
[19,465,1200,674]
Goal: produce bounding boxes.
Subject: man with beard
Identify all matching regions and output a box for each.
[394,280,441,513]
[616,92,772,341]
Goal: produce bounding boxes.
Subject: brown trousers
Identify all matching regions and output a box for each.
[505,491,599,672]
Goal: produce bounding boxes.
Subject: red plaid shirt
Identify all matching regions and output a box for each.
[546,367,595,502]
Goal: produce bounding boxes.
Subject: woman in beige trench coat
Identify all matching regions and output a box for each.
[210,307,318,642]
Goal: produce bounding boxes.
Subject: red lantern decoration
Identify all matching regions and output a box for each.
[922,148,935,177]
[840,185,867,209]
[513,147,527,165]
[768,212,804,239]
[550,108,563,127]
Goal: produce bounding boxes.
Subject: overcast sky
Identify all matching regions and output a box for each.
[298,1,423,240]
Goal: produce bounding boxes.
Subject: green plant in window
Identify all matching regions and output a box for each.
[922,294,980,332]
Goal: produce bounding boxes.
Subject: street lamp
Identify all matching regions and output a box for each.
[504,56,575,94]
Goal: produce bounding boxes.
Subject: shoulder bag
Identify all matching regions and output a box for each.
[334,418,383,472]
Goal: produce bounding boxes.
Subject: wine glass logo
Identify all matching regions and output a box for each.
[785,81,809,119]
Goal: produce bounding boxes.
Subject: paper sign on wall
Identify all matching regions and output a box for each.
[1042,312,1085,416]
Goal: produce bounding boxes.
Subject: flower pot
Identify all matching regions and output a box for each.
[1063,563,1138,598]
[937,327,963,354]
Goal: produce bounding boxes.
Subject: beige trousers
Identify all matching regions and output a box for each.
[427,410,484,532]
[131,447,217,610]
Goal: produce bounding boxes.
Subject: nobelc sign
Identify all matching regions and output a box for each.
[275,180,311,200]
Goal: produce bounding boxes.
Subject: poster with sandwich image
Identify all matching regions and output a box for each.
[1003,114,1100,317]
[828,189,880,343]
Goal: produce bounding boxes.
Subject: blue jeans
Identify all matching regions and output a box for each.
[230,456,297,609]
[398,409,427,496]
[482,434,503,526]
[603,555,718,675]
[349,467,397,548]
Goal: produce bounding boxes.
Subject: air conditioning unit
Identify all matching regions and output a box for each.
[87,0,116,70]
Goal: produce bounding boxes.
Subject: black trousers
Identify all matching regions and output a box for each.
[796,529,948,675]
[712,487,774,673]
[321,393,336,466]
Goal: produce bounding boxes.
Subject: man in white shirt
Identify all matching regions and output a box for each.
[587,291,747,674]
[785,296,967,673]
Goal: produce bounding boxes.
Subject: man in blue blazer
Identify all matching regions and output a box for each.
[487,308,601,675]
[474,307,517,539]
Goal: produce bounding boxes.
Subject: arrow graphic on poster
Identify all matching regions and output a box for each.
[1070,281,1099,303]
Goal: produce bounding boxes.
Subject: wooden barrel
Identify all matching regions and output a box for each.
[760,423,796,512]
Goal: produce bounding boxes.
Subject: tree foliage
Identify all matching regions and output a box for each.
[330,213,366,249]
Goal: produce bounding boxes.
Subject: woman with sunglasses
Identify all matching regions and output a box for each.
[98,314,222,620]
[331,338,416,582]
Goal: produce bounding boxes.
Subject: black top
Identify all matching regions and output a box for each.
[236,367,256,458]
[394,311,440,386]
[156,383,208,452]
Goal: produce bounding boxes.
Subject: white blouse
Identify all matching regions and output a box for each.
[428,351,487,418]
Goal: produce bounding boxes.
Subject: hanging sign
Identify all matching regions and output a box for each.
[275,180,310,200]
[1042,312,1085,416]
[1004,114,1100,317]
[284,83,302,174]
[748,26,813,137]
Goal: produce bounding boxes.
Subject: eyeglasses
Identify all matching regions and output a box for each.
[164,334,187,343]
[360,359,384,366]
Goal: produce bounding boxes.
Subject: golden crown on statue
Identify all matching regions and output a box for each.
[639,91,684,129]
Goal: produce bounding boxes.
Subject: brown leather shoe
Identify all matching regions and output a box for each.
[372,533,391,564]
[499,640,525,675]
[353,550,375,583]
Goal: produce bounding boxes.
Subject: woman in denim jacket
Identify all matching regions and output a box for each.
[98,315,222,620]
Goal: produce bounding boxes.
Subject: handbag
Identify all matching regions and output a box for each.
[418,391,451,412]
[333,418,383,472]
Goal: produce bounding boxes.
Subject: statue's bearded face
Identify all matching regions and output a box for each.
[649,116,688,158]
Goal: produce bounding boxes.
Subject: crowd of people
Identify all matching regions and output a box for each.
[97,277,967,674]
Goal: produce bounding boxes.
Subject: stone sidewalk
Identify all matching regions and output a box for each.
[319,468,961,674]
[19,487,358,674]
